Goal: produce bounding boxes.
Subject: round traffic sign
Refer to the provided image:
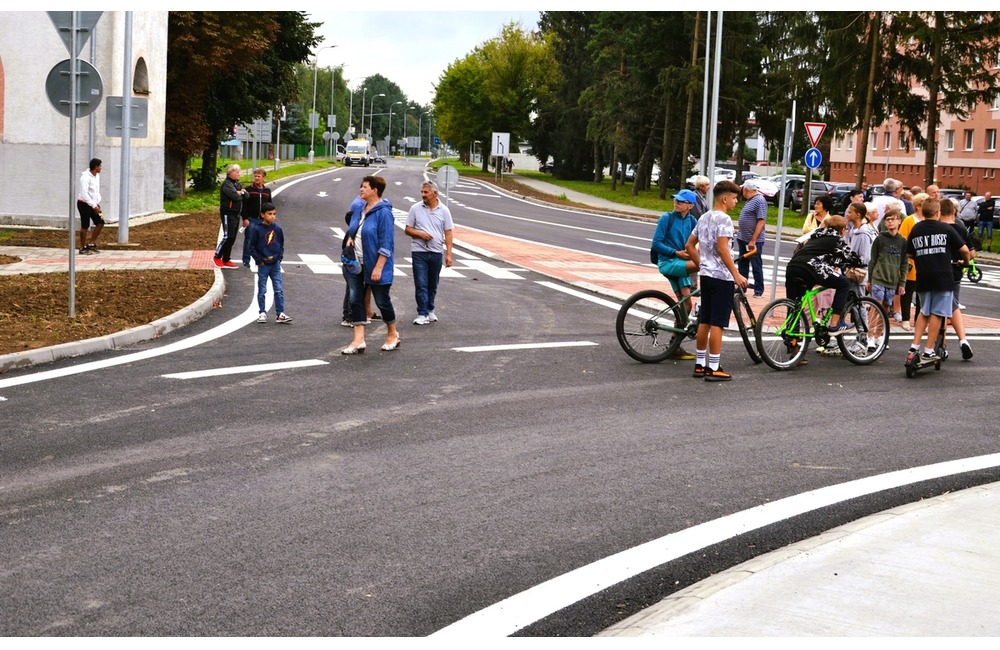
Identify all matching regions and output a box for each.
[322,131,332,141]
[804,147,823,170]
[46,59,104,118]
[437,164,459,191]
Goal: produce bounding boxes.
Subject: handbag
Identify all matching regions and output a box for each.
[341,212,366,275]
[845,267,866,283]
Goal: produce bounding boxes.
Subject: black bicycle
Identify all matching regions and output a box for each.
[616,283,762,364]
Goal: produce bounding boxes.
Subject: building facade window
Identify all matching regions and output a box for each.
[965,129,975,151]
[847,133,854,150]
[871,131,878,150]
[883,131,891,150]
[898,131,906,150]
[946,130,955,151]
[987,128,997,152]
[992,94,1000,111]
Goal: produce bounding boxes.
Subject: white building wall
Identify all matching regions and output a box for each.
[0,11,168,227]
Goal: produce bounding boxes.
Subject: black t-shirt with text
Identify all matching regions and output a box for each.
[906,219,965,292]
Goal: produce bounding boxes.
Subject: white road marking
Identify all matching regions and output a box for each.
[431,452,1000,637]
[317,191,328,197]
[162,359,328,379]
[453,341,598,352]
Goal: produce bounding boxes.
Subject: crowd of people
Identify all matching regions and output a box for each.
[651,174,982,381]
[216,170,454,355]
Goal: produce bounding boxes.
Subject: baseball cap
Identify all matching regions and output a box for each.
[672,189,698,204]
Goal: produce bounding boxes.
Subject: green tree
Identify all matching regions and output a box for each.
[434,21,552,171]
[165,11,319,193]
[886,12,1000,186]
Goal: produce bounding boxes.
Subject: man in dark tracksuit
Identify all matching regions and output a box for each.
[242,167,273,267]
[215,163,246,268]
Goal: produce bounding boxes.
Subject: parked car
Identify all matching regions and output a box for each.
[747,177,779,202]
[758,174,804,207]
[830,182,858,214]
[939,188,966,201]
[539,159,554,173]
[685,167,736,188]
[787,179,835,211]
[371,152,387,164]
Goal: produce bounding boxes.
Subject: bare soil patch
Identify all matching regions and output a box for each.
[0,212,218,358]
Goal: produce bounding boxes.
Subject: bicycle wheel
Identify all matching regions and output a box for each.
[837,296,890,365]
[616,289,686,363]
[968,265,983,283]
[732,291,762,364]
[755,298,809,370]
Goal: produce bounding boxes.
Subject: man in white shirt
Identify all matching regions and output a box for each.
[76,158,104,254]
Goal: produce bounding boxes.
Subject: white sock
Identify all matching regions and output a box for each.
[708,353,720,371]
[696,349,707,366]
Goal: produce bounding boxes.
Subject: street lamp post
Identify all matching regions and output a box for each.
[419,110,433,156]
[368,93,385,139]
[388,100,402,155]
[403,105,417,157]
[329,63,346,159]
[309,44,337,164]
[360,87,367,135]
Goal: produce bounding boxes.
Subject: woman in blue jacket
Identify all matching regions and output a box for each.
[342,176,400,354]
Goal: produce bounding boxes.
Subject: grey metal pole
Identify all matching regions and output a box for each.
[700,11,711,173]
[118,11,133,244]
[771,103,796,302]
[69,11,79,317]
[706,11,723,184]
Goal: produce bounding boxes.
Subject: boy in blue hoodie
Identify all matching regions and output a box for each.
[249,202,292,323]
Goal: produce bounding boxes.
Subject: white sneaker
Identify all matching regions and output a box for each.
[848,341,867,356]
[276,313,293,323]
[257,312,267,323]
[901,321,912,332]
[959,303,966,310]
[427,312,438,322]
[413,315,431,325]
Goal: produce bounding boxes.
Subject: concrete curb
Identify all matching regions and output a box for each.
[0,269,225,373]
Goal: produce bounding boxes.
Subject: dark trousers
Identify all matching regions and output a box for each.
[786,265,850,316]
[242,217,261,265]
[215,212,240,262]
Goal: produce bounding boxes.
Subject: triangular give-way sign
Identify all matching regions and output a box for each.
[804,122,827,148]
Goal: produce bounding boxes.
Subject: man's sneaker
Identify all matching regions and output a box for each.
[85,243,97,252]
[276,313,293,323]
[827,321,853,336]
[922,350,940,361]
[820,346,843,357]
[427,312,438,322]
[257,312,267,323]
[961,341,974,360]
[692,364,705,379]
[79,247,93,255]
[413,314,431,325]
[704,367,732,382]
[340,319,353,328]
[901,321,912,332]
[223,260,239,268]
[847,341,867,356]
[242,262,251,269]
[670,346,696,361]
[213,256,225,268]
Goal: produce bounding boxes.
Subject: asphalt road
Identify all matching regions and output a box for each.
[2,159,999,636]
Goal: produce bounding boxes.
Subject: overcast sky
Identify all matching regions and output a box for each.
[306,10,542,108]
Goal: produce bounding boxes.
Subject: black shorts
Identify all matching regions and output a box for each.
[698,275,735,328]
[77,201,104,229]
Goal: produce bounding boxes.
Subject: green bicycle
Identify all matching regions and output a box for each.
[753,286,890,370]
[616,283,762,365]
[966,256,982,284]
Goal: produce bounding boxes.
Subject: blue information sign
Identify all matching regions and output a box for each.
[804,147,823,170]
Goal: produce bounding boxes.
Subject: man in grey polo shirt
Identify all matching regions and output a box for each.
[405,180,454,325]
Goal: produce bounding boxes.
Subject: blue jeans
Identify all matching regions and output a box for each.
[346,269,396,325]
[978,220,994,241]
[257,262,284,314]
[411,250,443,316]
[737,239,765,295]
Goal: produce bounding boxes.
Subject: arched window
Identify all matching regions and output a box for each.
[133,57,149,95]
